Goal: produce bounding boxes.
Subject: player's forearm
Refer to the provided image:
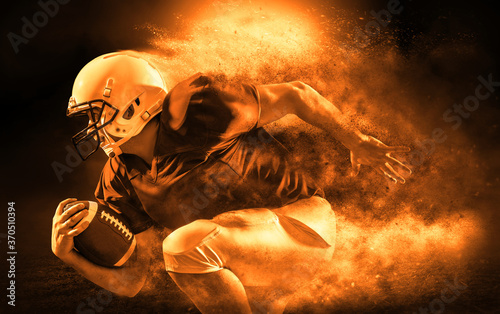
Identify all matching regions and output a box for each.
[292,82,366,150]
[61,250,147,297]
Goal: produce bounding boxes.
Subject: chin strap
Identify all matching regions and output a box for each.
[99,95,165,158]
[99,131,123,158]
[101,143,122,158]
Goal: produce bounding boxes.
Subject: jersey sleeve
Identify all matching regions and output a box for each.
[156,74,262,156]
[95,157,155,234]
[201,75,261,138]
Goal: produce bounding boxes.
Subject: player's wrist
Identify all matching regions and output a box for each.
[342,131,367,152]
[58,249,79,264]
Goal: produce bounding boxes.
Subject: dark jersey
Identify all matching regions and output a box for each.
[95,75,322,233]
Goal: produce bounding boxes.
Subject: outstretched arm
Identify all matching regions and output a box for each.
[51,198,154,297]
[256,82,411,183]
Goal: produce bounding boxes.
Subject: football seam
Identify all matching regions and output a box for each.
[99,210,134,241]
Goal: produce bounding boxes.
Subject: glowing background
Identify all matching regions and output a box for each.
[123,0,493,310]
[2,0,499,312]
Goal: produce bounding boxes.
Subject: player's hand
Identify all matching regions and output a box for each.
[51,198,90,260]
[168,72,210,130]
[349,135,412,183]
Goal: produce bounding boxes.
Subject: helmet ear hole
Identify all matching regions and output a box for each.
[122,104,135,120]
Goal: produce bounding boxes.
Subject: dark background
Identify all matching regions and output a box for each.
[1,0,499,313]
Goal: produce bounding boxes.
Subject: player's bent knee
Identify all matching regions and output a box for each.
[163,220,220,254]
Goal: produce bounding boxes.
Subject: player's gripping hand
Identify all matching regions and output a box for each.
[350,135,412,183]
[51,198,90,260]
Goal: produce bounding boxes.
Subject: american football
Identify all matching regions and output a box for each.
[63,201,136,267]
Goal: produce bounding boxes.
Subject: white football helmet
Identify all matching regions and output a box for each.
[67,52,167,159]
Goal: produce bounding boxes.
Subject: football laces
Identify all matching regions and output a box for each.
[100,211,133,241]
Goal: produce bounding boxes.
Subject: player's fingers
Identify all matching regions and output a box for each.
[384,146,411,153]
[385,155,412,174]
[67,221,90,237]
[55,198,77,216]
[351,163,361,177]
[376,167,397,183]
[60,204,87,224]
[67,209,89,228]
[350,152,361,177]
[384,162,405,183]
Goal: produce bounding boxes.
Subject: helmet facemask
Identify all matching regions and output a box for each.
[67,98,119,160]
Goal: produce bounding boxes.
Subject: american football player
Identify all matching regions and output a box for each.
[51,52,410,308]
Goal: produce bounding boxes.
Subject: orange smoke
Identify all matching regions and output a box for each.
[285,210,482,310]
[125,0,490,310]
[133,0,325,85]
